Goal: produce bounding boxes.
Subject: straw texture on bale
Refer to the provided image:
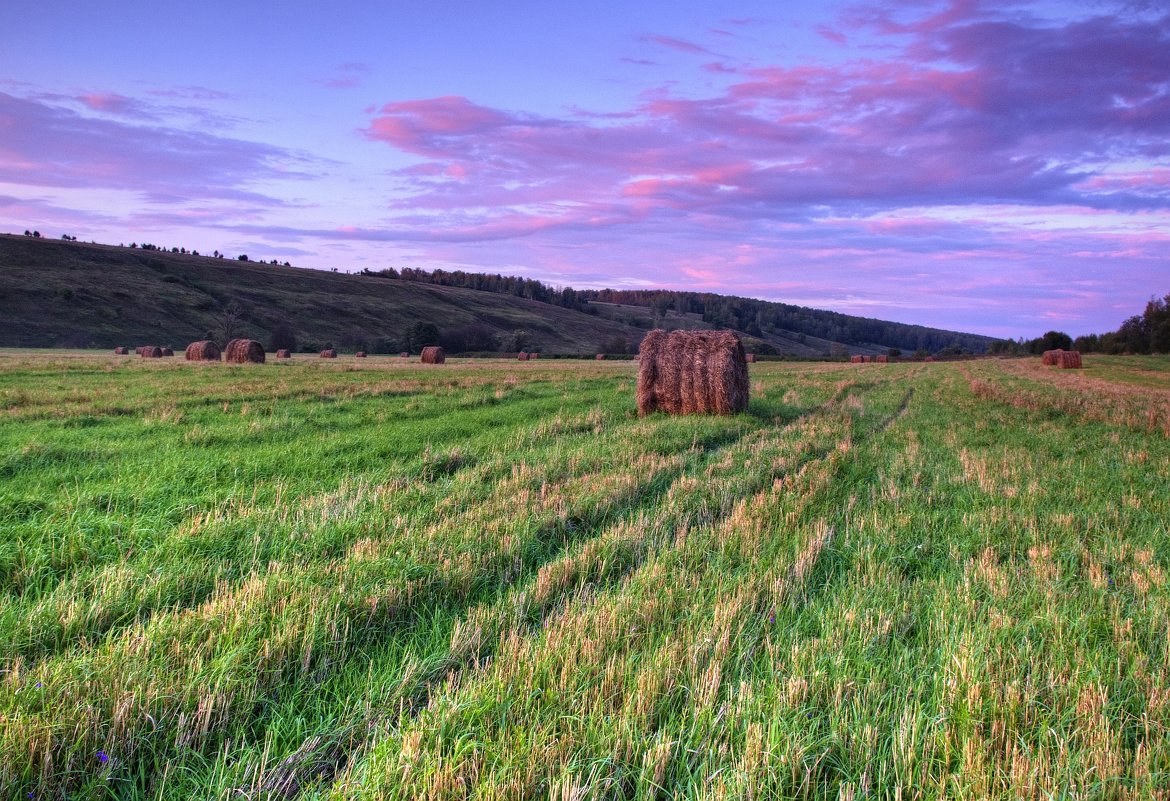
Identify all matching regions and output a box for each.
[518,351,529,361]
[276,349,291,359]
[851,355,865,363]
[355,351,367,358]
[1042,349,1063,366]
[140,346,163,358]
[160,347,174,357]
[224,339,265,364]
[636,329,749,416]
[420,346,446,364]
[185,340,221,361]
[320,349,337,358]
[114,347,128,355]
[1058,350,1083,369]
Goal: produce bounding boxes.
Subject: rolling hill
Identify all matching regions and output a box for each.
[0,234,996,355]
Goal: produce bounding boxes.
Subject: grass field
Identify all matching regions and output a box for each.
[1,351,1168,799]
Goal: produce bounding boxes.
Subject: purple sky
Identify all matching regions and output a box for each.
[3,0,1169,338]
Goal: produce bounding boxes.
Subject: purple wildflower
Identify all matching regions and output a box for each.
[97,751,109,764]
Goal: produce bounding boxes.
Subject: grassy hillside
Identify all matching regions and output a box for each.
[0,352,1166,797]
[1,235,984,355]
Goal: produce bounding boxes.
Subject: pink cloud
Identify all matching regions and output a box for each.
[639,34,715,55]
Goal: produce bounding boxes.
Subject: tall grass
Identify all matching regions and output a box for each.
[1,353,1166,798]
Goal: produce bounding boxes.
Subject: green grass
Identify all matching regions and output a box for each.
[1,353,1167,799]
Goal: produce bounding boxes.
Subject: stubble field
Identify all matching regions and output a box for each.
[1,351,1168,799]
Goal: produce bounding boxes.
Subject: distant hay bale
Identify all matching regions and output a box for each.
[399,351,409,358]
[161,347,174,357]
[595,353,605,360]
[420,345,445,364]
[140,346,163,358]
[518,351,529,361]
[1042,349,1063,366]
[745,353,756,363]
[530,353,539,359]
[636,329,749,416]
[1058,350,1083,369]
[276,349,291,359]
[185,340,221,361]
[875,354,888,363]
[134,347,143,355]
[851,355,864,364]
[320,349,337,358]
[224,339,265,364]
[355,351,367,358]
[924,356,935,362]
[114,346,128,355]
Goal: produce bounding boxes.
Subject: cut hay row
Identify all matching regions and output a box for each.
[224,339,265,364]
[420,346,446,364]
[636,329,749,416]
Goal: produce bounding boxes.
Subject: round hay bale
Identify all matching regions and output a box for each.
[874,354,888,363]
[134,347,144,355]
[530,353,540,359]
[851,355,864,363]
[924,356,935,362]
[1041,349,1063,366]
[637,329,748,416]
[320,349,337,358]
[160,347,174,357]
[518,351,529,361]
[140,346,163,358]
[399,351,410,358]
[185,340,221,361]
[1058,350,1082,369]
[114,346,128,355]
[276,349,291,359]
[595,353,605,360]
[355,351,367,358]
[224,339,265,364]
[420,345,445,364]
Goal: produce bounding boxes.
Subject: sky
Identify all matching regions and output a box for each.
[2,0,1169,339]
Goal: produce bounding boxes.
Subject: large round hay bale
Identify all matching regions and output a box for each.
[420,345,446,364]
[224,339,265,364]
[320,349,337,358]
[185,340,221,361]
[160,347,174,357]
[1058,350,1082,369]
[140,345,163,358]
[114,346,128,355]
[1042,349,1063,366]
[518,351,529,361]
[275,349,291,359]
[637,329,748,416]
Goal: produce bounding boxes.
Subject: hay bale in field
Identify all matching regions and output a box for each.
[530,352,539,359]
[1057,350,1082,369]
[319,349,337,358]
[140,345,163,358]
[355,351,367,358]
[420,345,445,364]
[399,351,410,358]
[875,354,888,363]
[185,340,221,361]
[595,353,605,360]
[114,346,128,355]
[161,347,174,357]
[924,356,935,362]
[224,339,265,364]
[1041,349,1063,366]
[636,329,749,416]
[134,347,143,355]
[518,351,529,361]
[851,355,864,363]
[276,349,291,359]
[745,353,756,363]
